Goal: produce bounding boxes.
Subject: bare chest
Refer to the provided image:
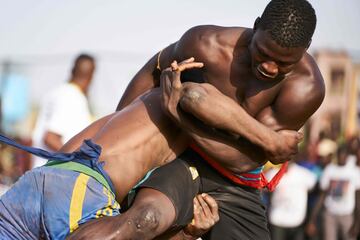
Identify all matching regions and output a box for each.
[204,70,282,117]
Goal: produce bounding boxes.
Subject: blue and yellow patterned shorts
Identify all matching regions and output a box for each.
[0,163,120,240]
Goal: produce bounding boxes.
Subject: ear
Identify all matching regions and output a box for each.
[253,17,261,31]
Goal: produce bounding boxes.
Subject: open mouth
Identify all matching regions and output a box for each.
[256,65,277,79]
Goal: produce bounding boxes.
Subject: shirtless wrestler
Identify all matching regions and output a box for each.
[73,0,325,239]
[0,57,298,240]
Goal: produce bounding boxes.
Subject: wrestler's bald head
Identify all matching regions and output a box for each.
[256,0,316,48]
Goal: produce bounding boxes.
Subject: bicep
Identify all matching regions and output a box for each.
[256,85,325,131]
[255,105,306,132]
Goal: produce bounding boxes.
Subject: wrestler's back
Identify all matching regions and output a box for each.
[91,89,188,201]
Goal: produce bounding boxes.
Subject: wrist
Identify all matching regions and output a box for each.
[181,228,197,240]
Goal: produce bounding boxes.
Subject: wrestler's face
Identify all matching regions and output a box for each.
[249,29,307,82]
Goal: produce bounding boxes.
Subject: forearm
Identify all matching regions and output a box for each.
[190,130,265,173]
[177,110,265,173]
[180,83,281,154]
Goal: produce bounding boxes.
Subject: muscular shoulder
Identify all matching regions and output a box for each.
[273,53,325,129]
[284,53,325,98]
[176,25,247,62]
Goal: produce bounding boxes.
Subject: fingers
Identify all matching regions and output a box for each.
[196,194,212,218]
[185,194,219,238]
[192,197,201,224]
[170,57,204,73]
[159,57,203,117]
[171,60,179,71]
[201,193,219,220]
[193,194,219,226]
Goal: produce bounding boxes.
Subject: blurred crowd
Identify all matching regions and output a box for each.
[264,132,360,240]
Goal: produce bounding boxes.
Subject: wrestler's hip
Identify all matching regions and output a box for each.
[0,166,121,240]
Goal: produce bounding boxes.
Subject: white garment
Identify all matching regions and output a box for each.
[320,163,360,216]
[267,163,317,228]
[32,83,92,168]
[346,154,357,167]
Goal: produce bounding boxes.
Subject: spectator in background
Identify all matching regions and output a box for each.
[302,141,336,240]
[316,133,337,170]
[306,144,360,240]
[31,53,95,168]
[347,136,359,167]
[267,155,317,240]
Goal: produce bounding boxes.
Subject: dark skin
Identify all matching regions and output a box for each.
[118,25,324,167]
[121,25,323,238]
[64,60,275,240]
[65,60,272,240]
[62,59,280,204]
[69,23,325,239]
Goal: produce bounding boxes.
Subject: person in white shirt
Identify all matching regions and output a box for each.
[346,136,359,167]
[31,54,95,168]
[306,144,360,240]
[267,159,317,240]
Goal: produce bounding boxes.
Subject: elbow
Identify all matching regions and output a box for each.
[179,84,208,113]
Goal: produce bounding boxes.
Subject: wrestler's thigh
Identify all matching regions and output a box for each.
[203,208,270,240]
[190,156,270,240]
[133,158,200,228]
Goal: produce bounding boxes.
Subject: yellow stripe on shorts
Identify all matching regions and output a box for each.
[69,173,90,233]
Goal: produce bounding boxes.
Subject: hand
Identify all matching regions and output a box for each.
[305,222,317,237]
[183,193,219,238]
[266,130,303,164]
[160,57,204,124]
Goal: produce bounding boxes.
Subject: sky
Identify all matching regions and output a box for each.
[0,0,359,115]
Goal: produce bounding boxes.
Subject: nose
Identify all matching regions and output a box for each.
[260,61,279,77]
